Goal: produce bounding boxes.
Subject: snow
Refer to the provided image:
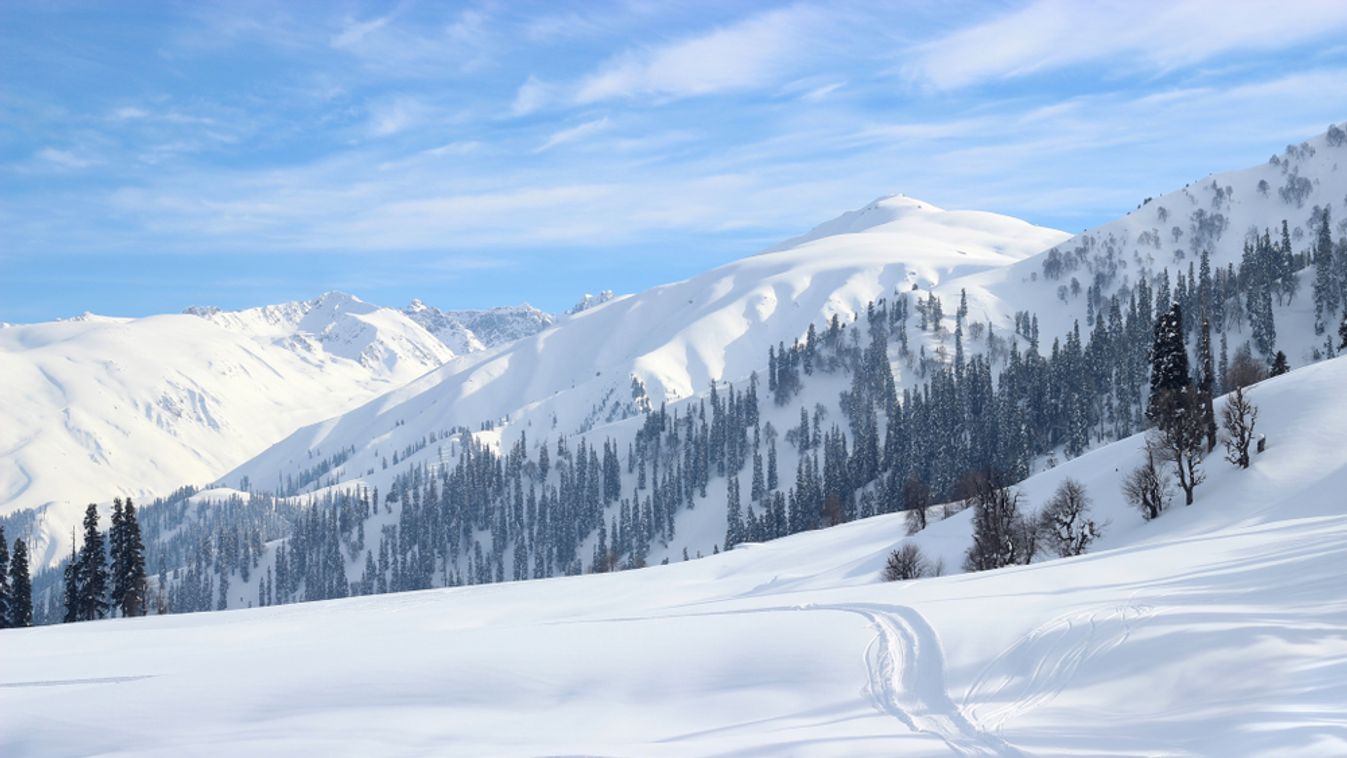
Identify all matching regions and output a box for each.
[225,198,1068,493]
[0,293,455,566]
[3,356,1344,756]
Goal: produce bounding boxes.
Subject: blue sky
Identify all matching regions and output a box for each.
[3,0,1347,322]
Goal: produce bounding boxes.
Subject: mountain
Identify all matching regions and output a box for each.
[5,354,1344,756]
[0,292,459,565]
[229,196,1068,485]
[940,126,1347,365]
[195,125,1347,601]
[402,300,555,356]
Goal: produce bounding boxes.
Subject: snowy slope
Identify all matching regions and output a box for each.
[227,196,1068,486]
[0,292,455,566]
[4,356,1344,756]
[937,125,1347,364]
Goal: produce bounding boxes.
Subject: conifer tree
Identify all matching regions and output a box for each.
[115,500,147,617]
[1148,303,1190,430]
[1270,351,1290,376]
[0,527,9,629]
[1312,207,1338,334]
[1198,310,1217,452]
[723,476,743,550]
[8,538,32,627]
[62,537,79,623]
[76,504,109,621]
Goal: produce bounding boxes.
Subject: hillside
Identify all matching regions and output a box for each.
[227,196,1069,486]
[0,292,457,565]
[4,355,1343,756]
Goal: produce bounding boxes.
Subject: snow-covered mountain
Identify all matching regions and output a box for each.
[229,195,1068,485]
[402,299,555,356]
[6,354,1344,756]
[190,125,1347,604]
[0,292,461,565]
[942,126,1347,364]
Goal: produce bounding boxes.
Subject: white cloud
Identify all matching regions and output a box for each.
[512,76,551,116]
[112,106,150,121]
[365,97,428,137]
[35,147,96,169]
[330,12,394,50]
[575,7,816,103]
[908,0,1347,89]
[535,117,611,153]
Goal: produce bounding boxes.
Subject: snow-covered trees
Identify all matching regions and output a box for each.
[109,499,148,617]
[1038,479,1102,557]
[1312,207,1339,335]
[61,504,110,622]
[0,528,8,628]
[1221,386,1259,469]
[8,538,31,627]
[1148,304,1190,428]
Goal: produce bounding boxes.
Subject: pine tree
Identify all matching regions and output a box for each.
[76,503,109,621]
[0,527,9,629]
[1148,303,1190,431]
[723,476,743,550]
[108,499,126,613]
[1198,310,1217,452]
[117,500,147,617]
[8,538,32,627]
[1339,311,1347,351]
[62,536,79,623]
[1312,207,1338,334]
[1270,351,1290,377]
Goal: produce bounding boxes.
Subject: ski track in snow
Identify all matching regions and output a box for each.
[961,595,1156,734]
[818,601,1024,757]
[580,600,1022,756]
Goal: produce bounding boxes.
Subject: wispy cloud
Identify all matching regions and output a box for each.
[34,147,96,169]
[535,117,611,153]
[908,0,1347,89]
[365,96,430,137]
[575,7,818,103]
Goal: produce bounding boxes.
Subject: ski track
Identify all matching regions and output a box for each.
[578,601,1022,756]
[961,597,1156,733]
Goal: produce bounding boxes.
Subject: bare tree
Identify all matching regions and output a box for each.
[1220,385,1259,469]
[962,473,1031,571]
[1153,388,1207,505]
[1226,343,1267,389]
[883,544,928,581]
[1038,478,1102,557]
[1123,442,1172,520]
[902,476,931,535]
